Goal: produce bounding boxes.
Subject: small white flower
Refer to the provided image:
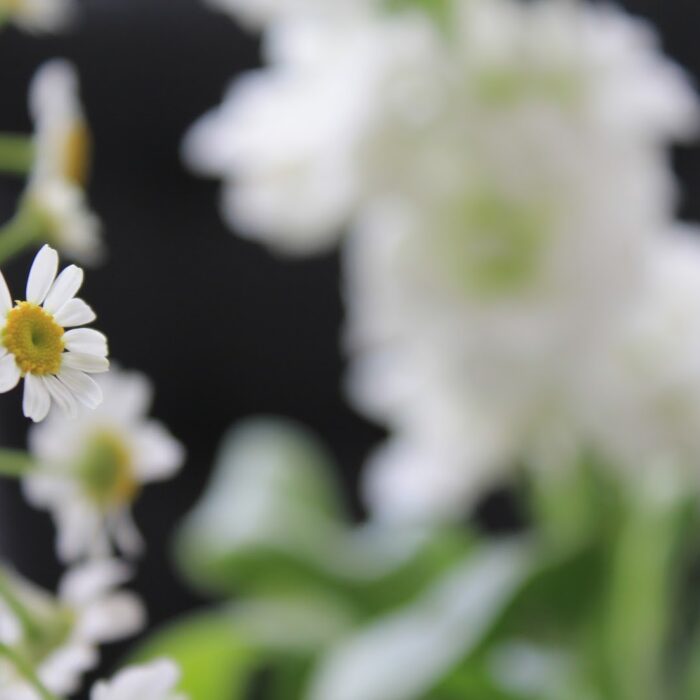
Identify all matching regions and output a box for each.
[0,0,75,34]
[0,244,109,423]
[0,559,144,699]
[90,659,186,700]
[25,366,185,562]
[27,60,103,265]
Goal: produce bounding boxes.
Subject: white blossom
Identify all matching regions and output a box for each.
[25,366,185,561]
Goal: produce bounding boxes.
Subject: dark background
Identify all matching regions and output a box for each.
[0,0,699,692]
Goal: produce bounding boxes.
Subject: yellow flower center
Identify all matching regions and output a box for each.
[2,302,64,376]
[62,121,91,186]
[78,431,140,509]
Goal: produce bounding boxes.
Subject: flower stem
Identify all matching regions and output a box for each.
[0,642,61,700]
[0,569,42,642]
[0,448,35,477]
[0,205,45,266]
[0,134,34,176]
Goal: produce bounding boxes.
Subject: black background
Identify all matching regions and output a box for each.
[0,0,699,693]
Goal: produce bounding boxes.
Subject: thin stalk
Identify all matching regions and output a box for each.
[0,205,45,266]
[0,643,61,700]
[0,448,35,477]
[0,134,34,176]
[0,570,42,642]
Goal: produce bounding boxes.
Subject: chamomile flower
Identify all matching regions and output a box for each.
[0,0,75,34]
[0,244,109,423]
[0,559,144,700]
[26,60,103,265]
[90,660,186,700]
[25,366,185,562]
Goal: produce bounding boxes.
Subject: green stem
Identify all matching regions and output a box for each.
[0,205,45,267]
[0,643,61,700]
[0,134,34,176]
[598,483,690,700]
[0,570,42,643]
[0,449,35,477]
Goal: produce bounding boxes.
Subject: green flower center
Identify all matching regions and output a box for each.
[2,302,64,376]
[435,191,551,297]
[78,431,139,509]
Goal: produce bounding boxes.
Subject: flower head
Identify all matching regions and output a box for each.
[0,244,109,422]
[0,0,75,34]
[90,659,186,700]
[25,366,185,562]
[26,60,103,265]
[0,559,144,699]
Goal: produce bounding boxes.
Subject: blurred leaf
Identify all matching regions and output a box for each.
[174,417,473,610]
[231,592,358,656]
[131,609,256,700]
[305,540,534,700]
[174,417,347,596]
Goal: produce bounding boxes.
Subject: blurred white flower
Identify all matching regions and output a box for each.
[25,366,185,562]
[90,659,186,700]
[185,0,696,256]
[0,0,75,33]
[201,0,364,30]
[572,228,700,477]
[183,7,444,253]
[27,60,103,265]
[0,559,144,700]
[0,245,109,423]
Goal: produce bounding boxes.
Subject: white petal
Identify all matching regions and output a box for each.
[23,374,51,422]
[76,592,146,643]
[53,298,96,327]
[0,355,20,393]
[111,511,144,557]
[57,368,102,409]
[0,271,12,316]
[94,660,181,699]
[63,329,108,357]
[60,558,132,604]
[61,352,109,374]
[133,421,185,481]
[43,265,84,314]
[43,375,78,418]
[26,245,59,305]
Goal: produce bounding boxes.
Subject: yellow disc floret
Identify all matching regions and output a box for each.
[78,431,140,509]
[2,302,64,375]
[62,121,91,186]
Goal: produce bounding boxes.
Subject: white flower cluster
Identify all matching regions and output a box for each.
[0,560,143,699]
[0,51,187,700]
[186,0,700,521]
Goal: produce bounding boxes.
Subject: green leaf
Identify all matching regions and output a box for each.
[306,540,534,700]
[174,417,348,596]
[174,417,473,610]
[130,609,256,700]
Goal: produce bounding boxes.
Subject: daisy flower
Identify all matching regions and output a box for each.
[90,660,186,700]
[26,60,103,265]
[0,0,75,34]
[25,366,185,562]
[0,559,144,700]
[0,244,109,423]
